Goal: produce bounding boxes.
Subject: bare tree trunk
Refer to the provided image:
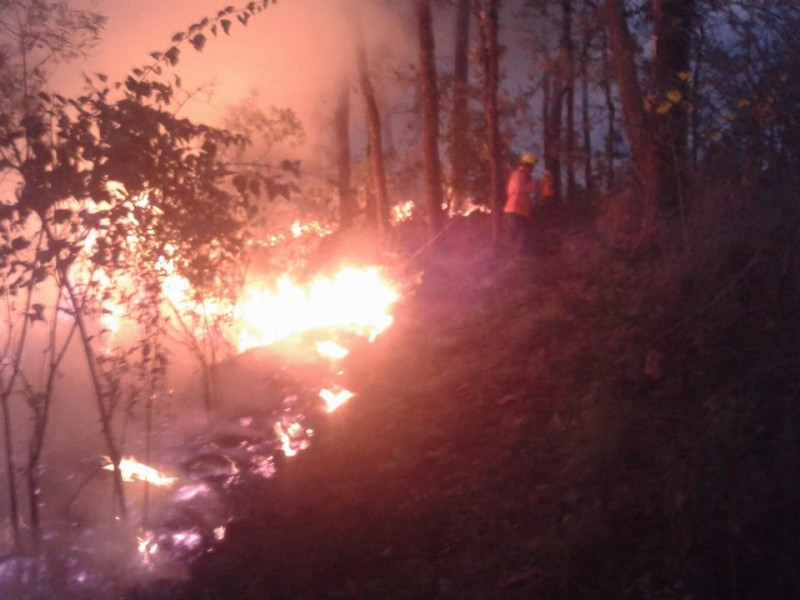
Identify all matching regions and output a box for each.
[544,66,564,204]
[580,28,594,193]
[26,300,76,542]
[691,24,705,172]
[653,0,695,214]
[56,262,127,518]
[335,79,356,229]
[605,0,661,230]
[476,0,503,251]
[417,0,446,241]
[605,0,695,232]
[352,9,390,239]
[563,0,576,205]
[600,32,616,191]
[1,228,47,550]
[450,0,471,213]
[1,383,21,550]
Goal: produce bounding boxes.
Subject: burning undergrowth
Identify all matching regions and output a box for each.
[0,226,411,597]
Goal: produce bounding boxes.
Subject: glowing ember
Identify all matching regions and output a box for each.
[234,267,399,352]
[273,419,312,458]
[392,199,416,223]
[319,387,355,413]
[457,198,491,217]
[315,340,350,360]
[174,483,212,502]
[101,456,177,487]
[250,455,277,478]
[138,531,157,559]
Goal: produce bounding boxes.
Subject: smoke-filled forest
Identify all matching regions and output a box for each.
[1,0,799,598]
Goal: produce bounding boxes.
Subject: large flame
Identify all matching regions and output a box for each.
[234,266,399,352]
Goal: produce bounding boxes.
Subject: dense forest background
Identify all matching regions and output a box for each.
[1,0,799,597]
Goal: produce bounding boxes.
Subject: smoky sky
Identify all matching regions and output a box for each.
[55,1,416,137]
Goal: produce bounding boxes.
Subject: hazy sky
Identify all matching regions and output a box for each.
[44,0,538,165]
[53,0,417,130]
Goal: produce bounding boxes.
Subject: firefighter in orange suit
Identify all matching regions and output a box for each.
[503,153,551,255]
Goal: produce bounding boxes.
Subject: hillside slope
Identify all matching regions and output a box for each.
[161,214,800,600]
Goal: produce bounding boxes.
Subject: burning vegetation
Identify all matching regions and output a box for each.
[2,0,800,598]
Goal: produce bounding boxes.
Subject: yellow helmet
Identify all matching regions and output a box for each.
[520,153,537,165]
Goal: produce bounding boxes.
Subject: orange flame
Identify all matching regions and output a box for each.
[319,387,355,413]
[273,420,311,458]
[102,456,177,487]
[234,267,398,352]
[392,200,416,223]
[315,340,350,360]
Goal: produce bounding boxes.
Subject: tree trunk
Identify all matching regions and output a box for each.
[605,0,661,230]
[476,0,503,251]
[352,9,390,238]
[563,0,576,205]
[544,65,564,205]
[601,31,616,191]
[335,79,356,229]
[449,0,471,213]
[416,0,446,241]
[605,0,695,232]
[653,0,694,215]
[581,25,594,193]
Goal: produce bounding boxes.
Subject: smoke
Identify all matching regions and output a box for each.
[54,0,417,159]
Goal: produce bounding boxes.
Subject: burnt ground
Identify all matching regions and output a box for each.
[140,211,800,599]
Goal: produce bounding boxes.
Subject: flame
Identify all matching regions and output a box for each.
[234,267,398,352]
[392,200,416,223]
[102,456,177,487]
[315,340,350,360]
[138,531,157,559]
[319,387,355,413]
[273,419,311,458]
[252,218,334,248]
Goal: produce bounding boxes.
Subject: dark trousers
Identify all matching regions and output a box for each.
[504,213,533,255]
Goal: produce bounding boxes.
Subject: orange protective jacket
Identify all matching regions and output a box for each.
[503,166,536,218]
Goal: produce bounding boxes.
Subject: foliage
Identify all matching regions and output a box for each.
[700,2,800,187]
[0,0,276,550]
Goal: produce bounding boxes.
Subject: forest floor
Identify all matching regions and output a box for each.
[147,210,800,599]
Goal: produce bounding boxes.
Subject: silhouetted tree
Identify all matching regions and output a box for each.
[604,0,695,232]
[351,7,391,239]
[476,0,503,250]
[416,0,446,240]
[449,0,471,213]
